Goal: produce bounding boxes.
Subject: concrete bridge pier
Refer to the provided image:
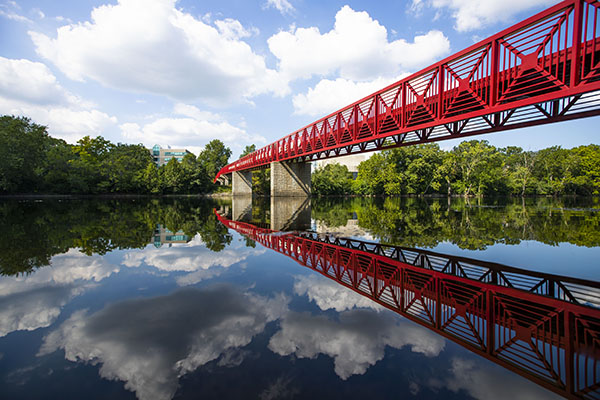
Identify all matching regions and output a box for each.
[270,161,311,197]
[232,170,252,196]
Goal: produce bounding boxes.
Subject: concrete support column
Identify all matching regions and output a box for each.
[270,161,311,197]
[232,170,252,196]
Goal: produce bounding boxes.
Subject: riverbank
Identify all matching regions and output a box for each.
[0,192,232,200]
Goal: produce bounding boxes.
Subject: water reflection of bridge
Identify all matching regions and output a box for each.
[216,206,600,400]
[225,196,312,231]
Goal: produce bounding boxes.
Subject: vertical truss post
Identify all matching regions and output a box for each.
[438,65,444,119]
[373,260,379,298]
[435,276,441,329]
[353,104,358,141]
[571,0,583,88]
[374,94,379,136]
[490,40,500,107]
[487,290,495,355]
[564,310,575,396]
[401,81,407,129]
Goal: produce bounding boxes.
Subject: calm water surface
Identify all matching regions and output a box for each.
[0,197,598,399]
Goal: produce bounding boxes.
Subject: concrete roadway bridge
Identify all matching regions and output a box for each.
[215,0,600,196]
[215,206,600,399]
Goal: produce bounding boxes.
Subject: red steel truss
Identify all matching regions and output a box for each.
[215,0,600,182]
[215,212,600,399]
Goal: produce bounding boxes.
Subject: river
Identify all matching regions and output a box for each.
[0,196,598,399]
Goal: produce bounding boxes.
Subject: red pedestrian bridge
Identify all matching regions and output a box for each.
[215,0,600,197]
[215,211,600,399]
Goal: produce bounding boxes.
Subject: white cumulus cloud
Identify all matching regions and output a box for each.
[292,76,404,117]
[412,0,557,32]
[268,6,450,82]
[29,0,288,104]
[120,103,266,155]
[0,57,117,143]
[264,0,295,15]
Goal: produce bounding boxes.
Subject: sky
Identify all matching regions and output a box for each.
[0,0,597,158]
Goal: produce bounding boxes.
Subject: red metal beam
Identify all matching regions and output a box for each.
[215,211,600,399]
[215,0,600,182]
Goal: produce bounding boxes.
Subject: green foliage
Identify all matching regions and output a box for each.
[198,139,232,179]
[350,141,600,197]
[0,116,49,192]
[0,115,232,195]
[161,158,184,193]
[312,163,353,195]
[240,144,256,158]
[353,153,388,195]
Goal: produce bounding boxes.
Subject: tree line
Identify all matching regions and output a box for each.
[0,115,232,194]
[312,140,600,196]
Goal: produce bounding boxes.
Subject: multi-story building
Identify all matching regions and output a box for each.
[150,144,192,166]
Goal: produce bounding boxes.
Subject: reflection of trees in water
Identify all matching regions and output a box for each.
[0,198,233,276]
[312,197,600,250]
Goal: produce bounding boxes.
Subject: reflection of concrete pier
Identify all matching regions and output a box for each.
[229,196,311,231]
[270,197,311,231]
[232,195,252,221]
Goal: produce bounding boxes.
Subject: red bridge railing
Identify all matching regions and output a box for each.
[215,211,600,399]
[216,0,600,182]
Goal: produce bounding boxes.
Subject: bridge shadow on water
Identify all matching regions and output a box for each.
[218,197,600,400]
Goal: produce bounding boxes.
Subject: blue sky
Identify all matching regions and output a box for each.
[1,0,595,157]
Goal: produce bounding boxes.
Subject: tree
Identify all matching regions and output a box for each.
[197,139,232,180]
[386,144,445,195]
[142,162,161,194]
[39,137,75,193]
[533,146,569,195]
[567,144,600,195]
[312,163,353,195]
[240,144,256,158]
[70,136,114,193]
[354,153,388,195]
[0,115,49,192]
[161,158,184,193]
[503,146,536,196]
[102,143,153,192]
[451,140,501,196]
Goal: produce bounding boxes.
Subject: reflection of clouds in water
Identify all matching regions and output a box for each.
[434,358,561,400]
[269,309,445,379]
[38,285,289,400]
[0,249,117,296]
[294,275,383,312]
[259,375,299,400]
[0,249,117,337]
[123,235,265,285]
[0,285,83,337]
